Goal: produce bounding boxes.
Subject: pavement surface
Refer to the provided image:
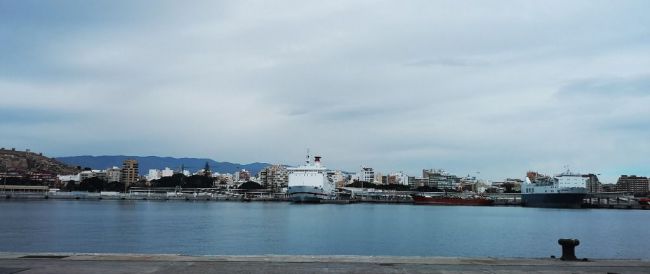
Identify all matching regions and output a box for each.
[0,253,649,273]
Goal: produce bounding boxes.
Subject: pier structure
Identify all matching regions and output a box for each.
[2,186,649,209]
[0,253,648,274]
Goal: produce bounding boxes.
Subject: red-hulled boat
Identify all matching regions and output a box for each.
[411,194,494,206]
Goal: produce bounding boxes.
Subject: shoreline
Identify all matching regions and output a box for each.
[1,192,648,210]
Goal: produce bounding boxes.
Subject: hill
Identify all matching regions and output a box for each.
[0,148,78,175]
[56,155,271,176]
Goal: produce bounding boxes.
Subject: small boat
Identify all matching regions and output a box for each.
[639,198,650,205]
[411,194,494,206]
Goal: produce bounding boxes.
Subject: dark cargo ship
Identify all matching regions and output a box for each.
[412,194,494,206]
[522,170,589,208]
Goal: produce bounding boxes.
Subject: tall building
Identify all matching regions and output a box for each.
[120,159,139,186]
[616,175,649,194]
[259,165,288,192]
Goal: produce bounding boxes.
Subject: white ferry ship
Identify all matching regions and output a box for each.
[287,154,335,203]
[522,170,589,208]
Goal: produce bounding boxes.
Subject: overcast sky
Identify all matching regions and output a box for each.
[1,1,649,182]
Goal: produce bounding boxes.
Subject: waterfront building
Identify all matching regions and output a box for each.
[79,170,95,181]
[357,166,375,183]
[120,159,139,186]
[378,173,402,185]
[59,169,109,184]
[583,173,602,193]
[214,173,234,185]
[236,169,251,182]
[473,180,489,193]
[616,175,649,194]
[161,167,174,177]
[329,170,346,188]
[390,172,409,186]
[259,165,288,192]
[106,167,121,182]
[146,169,161,181]
[489,179,522,193]
[374,171,383,184]
[57,174,81,183]
[422,169,460,190]
[601,183,617,192]
[408,176,428,189]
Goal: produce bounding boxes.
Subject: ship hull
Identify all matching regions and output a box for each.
[288,186,330,203]
[521,193,587,208]
[412,195,494,206]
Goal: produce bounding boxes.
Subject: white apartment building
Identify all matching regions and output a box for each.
[161,167,174,177]
[58,174,80,182]
[391,172,409,186]
[357,166,375,183]
[106,167,121,182]
[146,169,162,181]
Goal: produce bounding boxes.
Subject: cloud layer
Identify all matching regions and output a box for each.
[1,0,649,182]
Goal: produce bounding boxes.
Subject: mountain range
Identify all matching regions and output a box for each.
[56,155,271,176]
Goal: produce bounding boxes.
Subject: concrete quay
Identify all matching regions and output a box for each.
[0,253,649,274]
[4,191,650,209]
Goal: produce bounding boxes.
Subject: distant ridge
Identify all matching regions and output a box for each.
[56,155,271,176]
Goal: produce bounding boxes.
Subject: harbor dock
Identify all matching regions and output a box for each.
[3,188,649,209]
[0,253,648,274]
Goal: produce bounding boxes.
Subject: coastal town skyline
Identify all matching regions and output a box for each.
[2,1,649,183]
[5,148,644,184]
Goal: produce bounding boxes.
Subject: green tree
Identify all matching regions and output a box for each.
[78,177,106,192]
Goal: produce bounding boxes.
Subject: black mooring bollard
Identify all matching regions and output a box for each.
[558,239,579,261]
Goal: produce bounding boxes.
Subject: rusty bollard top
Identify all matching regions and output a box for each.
[558,239,580,246]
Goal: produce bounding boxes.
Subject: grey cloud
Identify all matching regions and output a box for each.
[405,57,490,67]
[0,108,76,125]
[1,1,650,182]
[558,75,650,98]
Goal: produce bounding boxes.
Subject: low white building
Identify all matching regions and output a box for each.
[146,169,162,181]
[58,174,80,182]
[77,170,107,182]
[106,167,121,182]
[329,170,346,187]
[161,167,174,177]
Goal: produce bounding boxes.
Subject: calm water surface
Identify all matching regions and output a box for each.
[0,200,648,259]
